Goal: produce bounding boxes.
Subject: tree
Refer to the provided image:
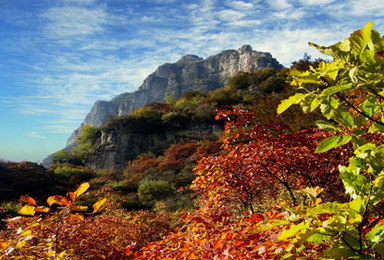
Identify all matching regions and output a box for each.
[134,22,384,259]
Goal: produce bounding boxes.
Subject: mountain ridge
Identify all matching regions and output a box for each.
[66,45,283,145]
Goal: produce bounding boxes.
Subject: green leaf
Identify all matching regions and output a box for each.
[354,143,376,159]
[369,122,384,133]
[362,97,378,117]
[310,96,321,112]
[366,224,384,244]
[348,197,364,213]
[315,120,343,132]
[315,135,351,153]
[277,221,310,241]
[306,231,331,244]
[350,21,373,58]
[333,110,355,129]
[277,93,307,114]
[349,66,358,83]
[316,136,341,153]
[309,40,350,62]
[354,115,367,129]
[339,164,367,198]
[322,241,358,258]
[320,84,353,97]
[338,135,352,147]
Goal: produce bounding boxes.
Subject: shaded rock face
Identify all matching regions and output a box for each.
[67,45,282,145]
[87,122,222,169]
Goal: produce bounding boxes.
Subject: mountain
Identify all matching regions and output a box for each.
[66,45,283,145]
[43,45,283,168]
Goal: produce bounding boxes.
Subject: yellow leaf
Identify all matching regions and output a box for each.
[19,230,32,237]
[18,205,35,216]
[55,250,66,260]
[314,198,322,205]
[47,196,70,206]
[92,198,107,213]
[46,250,56,258]
[71,182,90,202]
[20,196,37,206]
[71,213,84,221]
[70,205,88,212]
[15,241,26,249]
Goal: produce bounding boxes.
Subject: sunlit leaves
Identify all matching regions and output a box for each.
[277,92,308,114]
[316,135,352,153]
[47,195,70,206]
[20,196,36,206]
[92,198,107,213]
[17,205,35,216]
[68,182,90,202]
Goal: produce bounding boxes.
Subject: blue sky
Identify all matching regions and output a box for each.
[0,0,383,163]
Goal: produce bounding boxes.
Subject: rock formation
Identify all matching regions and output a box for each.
[66,45,283,145]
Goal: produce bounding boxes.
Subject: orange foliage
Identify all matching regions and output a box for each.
[133,108,351,259]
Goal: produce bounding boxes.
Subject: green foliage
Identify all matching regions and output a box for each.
[276,21,384,258]
[52,149,71,163]
[164,95,176,105]
[76,125,99,145]
[0,201,22,216]
[131,107,165,121]
[161,112,187,128]
[174,91,206,111]
[138,180,175,206]
[53,165,95,183]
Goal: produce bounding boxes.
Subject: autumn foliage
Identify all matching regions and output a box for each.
[4,22,384,259]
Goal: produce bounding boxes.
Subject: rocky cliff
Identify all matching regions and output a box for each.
[87,120,222,169]
[66,45,283,145]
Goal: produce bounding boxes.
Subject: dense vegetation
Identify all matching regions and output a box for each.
[3,22,384,259]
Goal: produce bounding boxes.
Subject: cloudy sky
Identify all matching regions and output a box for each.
[1,0,383,162]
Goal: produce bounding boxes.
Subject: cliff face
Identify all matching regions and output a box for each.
[66,45,282,145]
[87,121,222,169]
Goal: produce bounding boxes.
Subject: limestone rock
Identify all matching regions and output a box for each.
[66,45,282,146]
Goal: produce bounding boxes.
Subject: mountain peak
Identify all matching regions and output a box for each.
[238,44,253,53]
[176,54,202,64]
[64,46,282,146]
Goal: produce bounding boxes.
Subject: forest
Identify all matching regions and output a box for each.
[2,22,384,259]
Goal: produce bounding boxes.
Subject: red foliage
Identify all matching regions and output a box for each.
[133,108,351,259]
[163,143,199,161]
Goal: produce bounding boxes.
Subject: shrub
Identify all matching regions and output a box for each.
[174,91,206,111]
[138,180,175,206]
[53,165,94,182]
[131,107,164,121]
[161,112,187,129]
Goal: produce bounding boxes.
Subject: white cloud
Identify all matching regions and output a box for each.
[26,131,47,139]
[266,0,293,10]
[296,0,335,6]
[218,9,247,22]
[273,8,305,20]
[5,0,384,139]
[229,1,254,10]
[42,6,108,39]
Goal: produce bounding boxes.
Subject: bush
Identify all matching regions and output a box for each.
[161,112,188,129]
[138,180,175,206]
[76,125,99,144]
[174,91,206,112]
[53,165,94,182]
[131,107,164,121]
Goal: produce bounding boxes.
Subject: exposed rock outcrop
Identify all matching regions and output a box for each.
[66,45,283,145]
[87,121,222,169]
[43,45,283,169]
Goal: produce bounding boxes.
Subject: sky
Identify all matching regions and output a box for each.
[0,0,383,163]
